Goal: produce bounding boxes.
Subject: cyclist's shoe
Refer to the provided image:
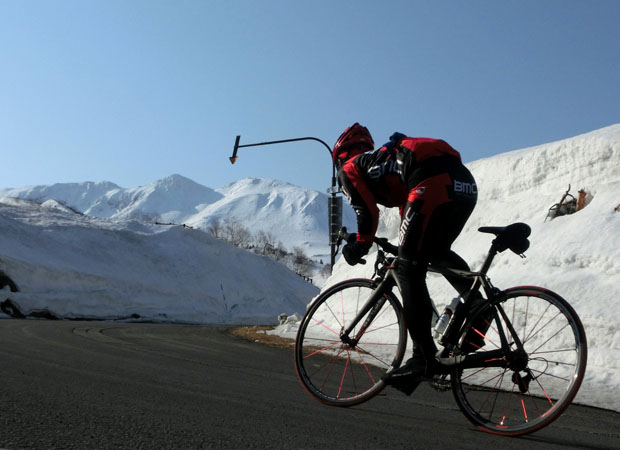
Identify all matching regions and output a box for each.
[384,355,426,379]
[386,377,422,396]
[381,356,426,396]
[382,354,450,395]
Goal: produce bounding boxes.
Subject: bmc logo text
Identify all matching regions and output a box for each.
[368,160,399,180]
[454,180,477,195]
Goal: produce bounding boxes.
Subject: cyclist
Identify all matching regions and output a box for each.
[333,123,479,393]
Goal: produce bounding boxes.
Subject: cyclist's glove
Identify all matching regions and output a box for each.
[342,239,371,266]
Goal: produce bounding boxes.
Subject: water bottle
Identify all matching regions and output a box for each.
[433,297,461,339]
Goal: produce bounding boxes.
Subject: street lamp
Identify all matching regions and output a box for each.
[229,135,342,270]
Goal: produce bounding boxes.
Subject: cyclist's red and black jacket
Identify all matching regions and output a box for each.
[393,134,463,190]
[338,145,407,244]
[338,133,476,246]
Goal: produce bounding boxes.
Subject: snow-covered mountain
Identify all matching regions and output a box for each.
[188,178,350,260]
[0,175,356,260]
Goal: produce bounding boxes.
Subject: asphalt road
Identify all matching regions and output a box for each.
[0,319,618,450]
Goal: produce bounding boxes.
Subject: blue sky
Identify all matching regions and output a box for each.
[1,0,619,193]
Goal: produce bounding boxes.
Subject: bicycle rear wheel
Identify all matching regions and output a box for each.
[451,286,587,436]
[294,278,407,407]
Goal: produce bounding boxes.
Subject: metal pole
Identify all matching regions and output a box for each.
[230,135,339,270]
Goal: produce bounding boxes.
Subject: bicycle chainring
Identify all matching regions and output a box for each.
[428,375,451,392]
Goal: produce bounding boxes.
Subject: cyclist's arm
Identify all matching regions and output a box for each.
[339,161,379,244]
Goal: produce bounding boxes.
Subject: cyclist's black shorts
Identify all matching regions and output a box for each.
[398,156,477,259]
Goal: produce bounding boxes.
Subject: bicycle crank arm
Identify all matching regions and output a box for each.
[439,349,507,369]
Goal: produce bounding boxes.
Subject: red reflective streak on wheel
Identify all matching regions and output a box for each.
[521,397,529,422]
[337,357,350,399]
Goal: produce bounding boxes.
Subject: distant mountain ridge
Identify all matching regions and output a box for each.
[0,174,356,259]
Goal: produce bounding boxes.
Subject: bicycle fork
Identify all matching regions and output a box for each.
[339,278,395,347]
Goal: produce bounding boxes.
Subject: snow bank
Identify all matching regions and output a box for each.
[0,198,318,324]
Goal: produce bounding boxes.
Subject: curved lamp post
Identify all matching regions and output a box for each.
[230,135,342,270]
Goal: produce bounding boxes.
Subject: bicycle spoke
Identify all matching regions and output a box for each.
[319,347,346,390]
[356,318,400,336]
[461,367,503,386]
[531,375,554,405]
[303,339,341,360]
[355,343,396,368]
[489,370,507,421]
[523,302,555,343]
[336,350,353,399]
[354,347,378,384]
[529,367,572,383]
[521,296,529,346]
[530,347,578,356]
[309,317,341,338]
[519,393,529,423]
[529,321,570,355]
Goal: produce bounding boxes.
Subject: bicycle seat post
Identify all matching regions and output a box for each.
[478,244,499,277]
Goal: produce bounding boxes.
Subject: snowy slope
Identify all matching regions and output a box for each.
[305,123,620,412]
[0,175,356,260]
[0,198,318,324]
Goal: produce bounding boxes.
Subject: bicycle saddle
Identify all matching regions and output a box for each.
[478,222,531,255]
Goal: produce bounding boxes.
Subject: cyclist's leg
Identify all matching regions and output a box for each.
[424,162,477,287]
[396,173,477,373]
[428,210,485,314]
[395,255,434,362]
[424,198,487,352]
[431,250,474,295]
[412,161,477,295]
[395,176,456,376]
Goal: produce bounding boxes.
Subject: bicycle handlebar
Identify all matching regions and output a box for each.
[337,227,399,256]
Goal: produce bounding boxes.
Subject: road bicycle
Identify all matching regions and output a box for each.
[294,223,587,436]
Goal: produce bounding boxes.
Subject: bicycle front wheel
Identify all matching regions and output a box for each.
[294,278,407,407]
[451,286,587,436]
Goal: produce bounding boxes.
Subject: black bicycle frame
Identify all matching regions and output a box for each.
[338,239,520,371]
[432,264,518,370]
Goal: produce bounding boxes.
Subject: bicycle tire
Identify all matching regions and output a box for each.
[451,286,587,436]
[294,278,407,407]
